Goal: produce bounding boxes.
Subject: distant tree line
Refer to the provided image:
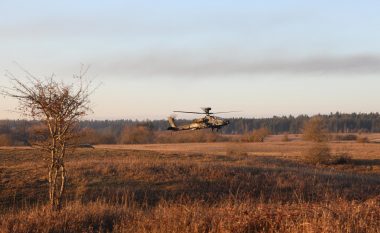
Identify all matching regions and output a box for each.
[2,112,380,146]
[79,112,380,134]
[223,112,380,134]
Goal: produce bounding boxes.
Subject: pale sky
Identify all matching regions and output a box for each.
[1,1,380,120]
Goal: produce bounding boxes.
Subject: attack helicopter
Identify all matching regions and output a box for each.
[167,107,238,131]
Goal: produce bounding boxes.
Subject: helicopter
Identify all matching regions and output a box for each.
[167,107,238,131]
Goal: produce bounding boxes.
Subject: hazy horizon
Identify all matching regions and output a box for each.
[2,1,380,120]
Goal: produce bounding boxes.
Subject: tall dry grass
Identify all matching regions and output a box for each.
[1,198,379,233]
[0,147,379,232]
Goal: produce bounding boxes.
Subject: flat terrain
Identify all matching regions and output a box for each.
[97,140,380,159]
[0,140,379,232]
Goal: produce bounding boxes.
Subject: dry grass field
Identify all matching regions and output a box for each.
[0,139,380,232]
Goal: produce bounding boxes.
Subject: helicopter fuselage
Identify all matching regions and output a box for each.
[168,115,229,131]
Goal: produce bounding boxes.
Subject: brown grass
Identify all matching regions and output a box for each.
[2,198,379,233]
[0,141,380,232]
[155,130,229,143]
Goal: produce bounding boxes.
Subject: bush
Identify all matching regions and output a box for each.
[331,154,352,165]
[0,134,12,146]
[78,127,100,145]
[303,117,328,142]
[27,123,49,143]
[282,133,290,142]
[78,127,118,145]
[356,136,369,143]
[303,143,331,164]
[119,125,154,144]
[243,127,270,142]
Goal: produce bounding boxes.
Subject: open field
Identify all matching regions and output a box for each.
[97,139,380,159]
[1,140,380,232]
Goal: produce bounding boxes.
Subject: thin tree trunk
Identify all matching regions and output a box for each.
[57,164,66,210]
[49,163,57,210]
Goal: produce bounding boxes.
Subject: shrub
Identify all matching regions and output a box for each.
[282,133,290,142]
[27,123,50,143]
[356,136,369,143]
[331,154,352,165]
[77,127,118,145]
[78,127,100,145]
[119,125,154,144]
[0,134,12,146]
[244,127,270,142]
[303,117,328,142]
[303,143,331,164]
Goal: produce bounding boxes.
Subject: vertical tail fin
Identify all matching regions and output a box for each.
[167,116,178,130]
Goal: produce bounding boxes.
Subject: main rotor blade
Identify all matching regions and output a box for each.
[174,111,205,114]
[210,111,242,114]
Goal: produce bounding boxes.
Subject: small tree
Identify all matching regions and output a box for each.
[303,117,328,142]
[1,68,93,210]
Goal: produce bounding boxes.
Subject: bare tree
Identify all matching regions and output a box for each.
[1,67,93,210]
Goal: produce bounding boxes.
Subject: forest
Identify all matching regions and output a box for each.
[1,112,380,146]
